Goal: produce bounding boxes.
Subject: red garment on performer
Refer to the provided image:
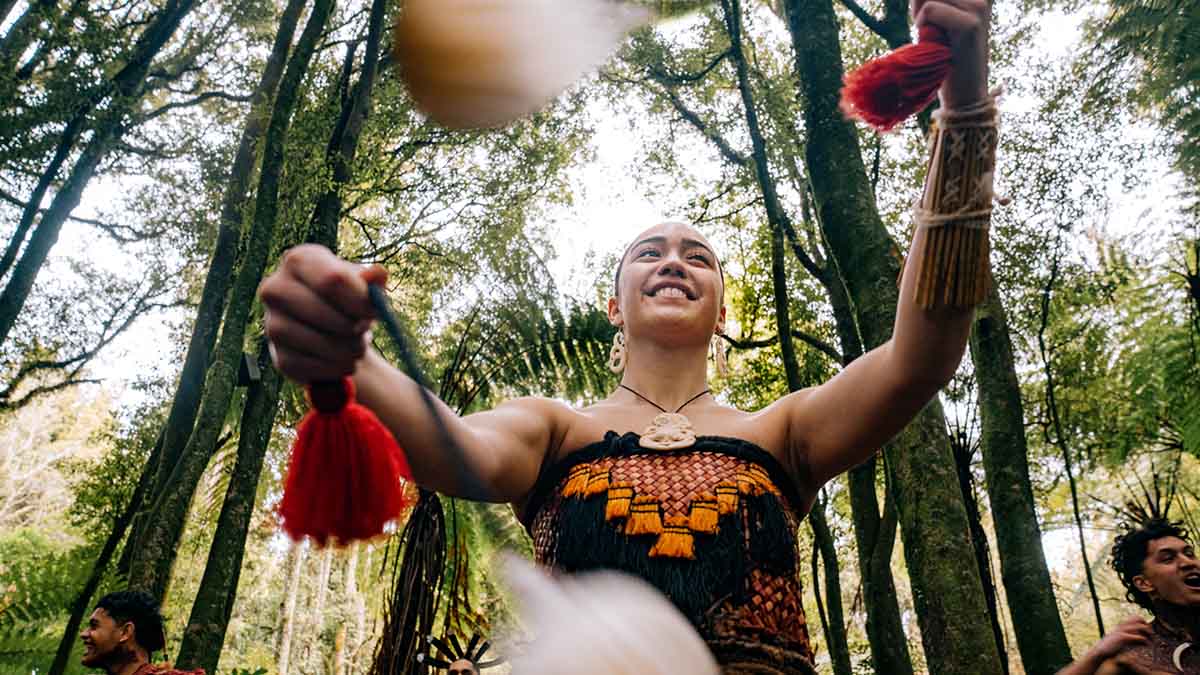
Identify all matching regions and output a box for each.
[132,664,205,675]
[521,432,815,674]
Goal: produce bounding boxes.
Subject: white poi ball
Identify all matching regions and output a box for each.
[393,0,654,129]
[501,555,720,674]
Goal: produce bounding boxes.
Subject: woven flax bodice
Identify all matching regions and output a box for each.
[522,432,815,674]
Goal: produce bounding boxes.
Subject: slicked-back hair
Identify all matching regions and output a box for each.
[95,590,167,653]
[1111,517,1191,611]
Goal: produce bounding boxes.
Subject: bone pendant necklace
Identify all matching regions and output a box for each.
[620,384,710,450]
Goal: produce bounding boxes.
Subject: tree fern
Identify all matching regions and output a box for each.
[0,534,102,673]
[1083,0,1200,184]
[429,294,618,414]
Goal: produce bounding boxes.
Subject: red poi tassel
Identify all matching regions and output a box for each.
[278,377,414,545]
[840,24,951,132]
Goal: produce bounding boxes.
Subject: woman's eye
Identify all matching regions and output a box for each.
[636,249,660,258]
[689,254,710,264]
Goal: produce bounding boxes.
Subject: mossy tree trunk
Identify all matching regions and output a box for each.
[724,5,854,667]
[126,0,336,600]
[950,425,1010,673]
[175,340,283,673]
[635,3,915,668]
[777,0,1004,670]
[971,287,1073,674]
[820,233,914,675]
[277,541,307,675]
[124,0,309,575]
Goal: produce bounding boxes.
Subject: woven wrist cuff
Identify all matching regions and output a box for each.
[911,91,1000,308]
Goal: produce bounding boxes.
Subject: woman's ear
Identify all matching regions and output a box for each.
[607,296,622,326]
[716,305,727,334]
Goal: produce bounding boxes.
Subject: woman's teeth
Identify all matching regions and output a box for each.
[654,287,687,298]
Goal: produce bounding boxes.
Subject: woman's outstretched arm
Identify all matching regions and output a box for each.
[259,243,561,502]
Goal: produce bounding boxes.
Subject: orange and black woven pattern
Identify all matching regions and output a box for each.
[523,432,815,673]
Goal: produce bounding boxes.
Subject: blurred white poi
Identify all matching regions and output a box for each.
[501,555,720,674]
[393,0,701,129]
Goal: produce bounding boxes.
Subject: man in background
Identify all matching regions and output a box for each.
[1058,518,1200,674]
[80,590,202,675]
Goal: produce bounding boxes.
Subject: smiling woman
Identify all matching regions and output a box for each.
[259,1,998,666]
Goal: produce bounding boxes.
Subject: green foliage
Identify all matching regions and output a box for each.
[0,530,97,673]
[1083,0,1200,185]
[64,401,163,542]
[431,297,618,413]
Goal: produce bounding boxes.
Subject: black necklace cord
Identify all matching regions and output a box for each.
[367,284,494,502]
[619,383,710,414]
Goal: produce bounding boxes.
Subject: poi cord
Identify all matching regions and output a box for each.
[277,284,494,545]
[366,284,493,503]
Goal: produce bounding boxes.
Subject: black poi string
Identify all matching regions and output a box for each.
[367,284,493,502]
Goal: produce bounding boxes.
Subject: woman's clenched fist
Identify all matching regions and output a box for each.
[257,244,387,383]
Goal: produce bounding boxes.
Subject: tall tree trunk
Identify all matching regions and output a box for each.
[845,455,912,674]
[971,287,1073,673]
[0,0,20,30]
[45,434,165,675]
[951,433,1009,673]
[1038,248,1106,637]
[822,243,915,675]
[0,111,83,283]
[0,0,197,350]
[333,544,360,675]
[126,0,336,600]
[175,343,284,674]
[278,541,307,675]
[348,545,370,674]
[0,0,56,68]
[777,0,1003,670]
[764,164,853,669]
[309,0,388,248]
[715,2,868,662]
[132,0,309,552]
[808,499,853,675]
[313,546,334,629]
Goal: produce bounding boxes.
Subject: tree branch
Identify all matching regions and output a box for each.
[836,0,890,41]
[139,90,254,123]
[654,82,751,167]
[722,329,843,364]
[647,48,731,85]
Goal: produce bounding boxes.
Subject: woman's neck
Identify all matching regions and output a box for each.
[619,339,710,411]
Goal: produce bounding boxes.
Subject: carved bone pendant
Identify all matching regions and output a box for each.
[638,412,697,450]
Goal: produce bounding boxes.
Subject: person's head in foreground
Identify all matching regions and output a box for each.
[1112,517,1200,614]
[80,590,166,673]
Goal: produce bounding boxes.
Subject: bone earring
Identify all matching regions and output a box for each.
[712,332,728,377]
[608,328,627,374]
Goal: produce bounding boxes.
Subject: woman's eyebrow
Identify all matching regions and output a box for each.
[632,236,666,249]
[628,235,715,258]
[682,238,715,255]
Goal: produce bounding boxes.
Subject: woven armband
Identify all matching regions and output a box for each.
[911,92,1000,308]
